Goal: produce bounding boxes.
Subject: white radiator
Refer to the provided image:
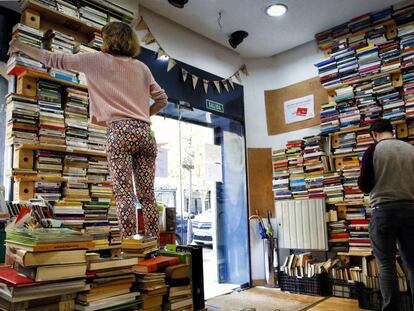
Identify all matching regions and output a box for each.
[276,199,328,250]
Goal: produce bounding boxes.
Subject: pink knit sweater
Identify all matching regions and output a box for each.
[40,50,168,125]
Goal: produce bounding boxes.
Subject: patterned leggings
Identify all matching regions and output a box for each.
[106,119,159,239]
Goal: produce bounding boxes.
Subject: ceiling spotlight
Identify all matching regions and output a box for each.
[266,3,288,17]
[159,55,169,61]
[168,0,188,8]
[228,30,248,49]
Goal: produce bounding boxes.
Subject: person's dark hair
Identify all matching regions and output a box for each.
[369,119,393,135]
[101,22,140,57]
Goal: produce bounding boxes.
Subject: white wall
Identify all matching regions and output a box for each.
[243,40,325,149]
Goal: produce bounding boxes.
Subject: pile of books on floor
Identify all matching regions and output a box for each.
[5,93,39,145]
[88,123,107,151]
[38,80,66,147]
[163,263,192,311]
[75,254,140,310]
[7,24,46,74]
[271,149,291,200]
[53,200,85,230]
[0,227,92,310]
[323,172,344,204]
[122,236,158,259]
[319,100,340,134]
[80,6,108,28]
[88,156,110,181]
[303,135,327,199]
[286,140,308,199]
[328,220,349,252]
[65,88,89,150]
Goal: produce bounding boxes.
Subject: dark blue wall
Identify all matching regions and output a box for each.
[137,47,245,123]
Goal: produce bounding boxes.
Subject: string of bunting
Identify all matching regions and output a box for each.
[136,17,249,94]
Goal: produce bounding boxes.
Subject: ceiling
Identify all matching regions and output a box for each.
[139,0,399,58]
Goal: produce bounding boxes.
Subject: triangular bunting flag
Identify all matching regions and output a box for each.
[136,18,148,31]
[192,75,199,89]
[240,64,249,76]
[182,69,188,82]
[157,48,165,59]
[228,78,234,89]
[203,80,209,94]
[167,59,176,72]
[234,71,242,83]
[222,80,229,92]
[213,81,221,93]
[143,31,155,45]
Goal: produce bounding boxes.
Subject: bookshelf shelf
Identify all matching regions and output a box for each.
[10,175,112,184]
[8,66,88,91]
[22,0,102,35]
[328,119,406,136]
[14,144,107,157]
[337,251,372,257]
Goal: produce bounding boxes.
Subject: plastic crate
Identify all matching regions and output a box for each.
[358,286,412,311]
[278,272,330,296]
[330,279,359,299]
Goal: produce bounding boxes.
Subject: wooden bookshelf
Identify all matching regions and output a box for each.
[338,251,372,257]
[22,0,102,35]
[14,144,107,157]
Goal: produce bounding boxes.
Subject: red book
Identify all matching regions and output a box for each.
[349,219,370,225]
[134,256,180,273]
[0,268,34,288]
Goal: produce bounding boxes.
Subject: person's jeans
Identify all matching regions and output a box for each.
[369,204,414,311]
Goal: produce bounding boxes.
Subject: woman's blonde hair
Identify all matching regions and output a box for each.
[101,22,140,57]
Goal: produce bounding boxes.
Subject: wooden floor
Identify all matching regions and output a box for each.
[307,297,369,310]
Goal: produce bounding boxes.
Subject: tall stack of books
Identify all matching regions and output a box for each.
[323,172,344,204]
[75,255,140,310]
[0,228,92,310]
[134,273,167,311]
[121,236,158,259]
[348,217,371,253]
[83,200,110,248]
[337,101,361,130]
[286,140,308,199]
[63,154,89,178]
[35,150,63,177]
[378,39,401,72]
[53,200,85,230]
[37,80,65,147]
[163,264,193,311]
[341,156,364,202]
[314,58,340,89]
[88,123,107,151]
[337,50,358,82]
[303,135,327,199]
[377,91,406,120]
[5,93,39,145]
[271,149,291,200]
[8,24,46,74]
[108,203,121,245]
[320,100,340,134]
[334,132,356,155]
[355,82,382,126]
[80,6,108,28]
[327,220,349,252]
[87,156,109,181]
[357,45,381,77]
[64,88,89,150]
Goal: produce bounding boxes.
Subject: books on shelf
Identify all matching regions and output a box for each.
[53,200,85,229]
[88,123,107,151]
[272,149,291,200]
[320,100,340,134]
[328,220,349,252]
[88,32,103,49]
[121,235,158,259]
[64,88,89,150]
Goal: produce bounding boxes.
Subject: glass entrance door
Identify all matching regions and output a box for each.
[151,102,249,299]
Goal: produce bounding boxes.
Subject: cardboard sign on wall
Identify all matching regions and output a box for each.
[264,77,328,135]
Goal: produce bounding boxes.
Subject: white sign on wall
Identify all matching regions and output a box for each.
[283,94,315,124]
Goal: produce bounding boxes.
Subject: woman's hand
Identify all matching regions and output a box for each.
[8,38,22,56]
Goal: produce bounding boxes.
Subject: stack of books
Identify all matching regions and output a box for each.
[337,101,361,130]
[90,183,113,201]
[63,182,90,202]
[38,80,66,147]
[327,220,349,252]
[334,132,356,155]
[134,273,167,311]
[88,32,104,49]
[271,149,291,200]
[341,156,364,202]
[354,130,375,153]
[314,58,340,89]
[303,135,327,198]
[84,225,111,250]
[378,39,401,72]
[0,228,92,310]
[63,154,89,178]
[87,156,109,181]
[108,203,121,245]
[355,82,382,125]
[35,150,63,177]
[405,76,414,118]
[356,45,381,77]
[88,123,107,151]
[348,14,371,33]
[377,91,406,120]
[366,25,388,47]
[34,181,62,202]
[335,86,354,102]
[337,50,359,82]
[64,88,89,150]
[348,33,367,51]
[121,236,158,259]
[399,22,414,70]
[323,172,344,204]
[53,200,85,230]
[393,1,414,25]
[372,7,392,25]
[5,93,39,145]
[286,140,308,199]
[163,264,193,311]
[319,100,340,134]
[80,6,108,28]
[44,29,75,54]
[348,218,371,253]
[83,200,110,247]
[56,0,79,18]
[372,74,394,95]
[75,255,140,310]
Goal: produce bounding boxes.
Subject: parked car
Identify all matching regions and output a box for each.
[192,209,213,245]
[175,212,194,245]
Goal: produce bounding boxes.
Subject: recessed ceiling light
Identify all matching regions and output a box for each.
[159,55,169,61]
[266,4,288,17]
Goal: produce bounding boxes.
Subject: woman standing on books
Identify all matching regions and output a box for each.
[8,22,168,239]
